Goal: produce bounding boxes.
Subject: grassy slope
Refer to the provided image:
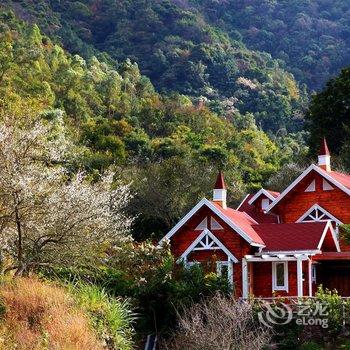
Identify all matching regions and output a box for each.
[0,278,134,350]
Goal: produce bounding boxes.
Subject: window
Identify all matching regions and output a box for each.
[312,265,317,283]
[261,198,270,210]
[217,261,233,287]
[195,217,207,230]
[322,179,334,191]
[305,180,316,192]
[272,262,288,291]
[210,217,223,230]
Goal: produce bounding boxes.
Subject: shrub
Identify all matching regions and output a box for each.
[164,294,272,350]
[72,284,135,350]
[300,341,323,350]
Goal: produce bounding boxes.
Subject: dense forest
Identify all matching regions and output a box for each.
[0,0,310,134]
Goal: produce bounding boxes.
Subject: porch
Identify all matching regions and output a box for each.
[313,252,350,296]
[243,253,314,299]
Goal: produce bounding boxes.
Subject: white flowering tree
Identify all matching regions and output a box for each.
[0,114,133,275]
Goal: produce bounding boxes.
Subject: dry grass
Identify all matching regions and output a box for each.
[0,277,104,350]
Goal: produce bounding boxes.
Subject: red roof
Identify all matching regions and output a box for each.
[237,194,279,224]
[212,202,265,245]
[252,222,329,252]
[266,190,280,198]
[327,170,350,190]
[313,252,350,261]
[319,137,330,156]
[214,171,226,189]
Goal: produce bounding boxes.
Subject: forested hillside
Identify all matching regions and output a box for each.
[0,0,308,133]
[1,10,298,239]
[189,0,350,91]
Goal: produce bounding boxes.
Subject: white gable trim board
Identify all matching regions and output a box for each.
[179,229,239,263]
[248,188,276,205]
[296,204,343,225]
[159,198,265,247]
[317,221,340,252]
[236,193,250,210]
[267,164,350,212]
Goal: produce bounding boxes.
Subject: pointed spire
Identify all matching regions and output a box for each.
[319,137,330,156]
[213,171,227,208]
[214,171,226,190]
[318,137,331,172]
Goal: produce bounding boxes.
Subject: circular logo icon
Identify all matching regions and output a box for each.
[258,302,293,328]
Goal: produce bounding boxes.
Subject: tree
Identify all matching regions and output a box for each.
[306,67,350,156]
[0,114,132,275]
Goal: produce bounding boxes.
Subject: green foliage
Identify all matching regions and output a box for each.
[41,248,231,338]
[307,67,350,164]
[340,224,350,245]
[299,341,323,350]
[190,0,350,92]
[0,11,287,241]
[73,284,135,350]
[0,0,308,134]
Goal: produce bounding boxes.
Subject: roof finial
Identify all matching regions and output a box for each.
[318,137,331,172]
[213,171,227,208]
[214,171,226,190]
[319,137,330,156]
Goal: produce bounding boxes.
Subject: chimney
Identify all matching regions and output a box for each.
[213,171,227,209]
[318,137,331,172]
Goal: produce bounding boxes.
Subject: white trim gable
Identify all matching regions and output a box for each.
[236,193,250,210]
[159,198,264,247]
[296,204,343,225]
[267,164,350,212]
[248,188,276,205]
[317,221,341,252]
[179,229,238,263]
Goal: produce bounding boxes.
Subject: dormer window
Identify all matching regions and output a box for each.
[261,198,270,211]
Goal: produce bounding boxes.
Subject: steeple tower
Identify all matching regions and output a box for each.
[318,137,331,172]
[213,171,227,209]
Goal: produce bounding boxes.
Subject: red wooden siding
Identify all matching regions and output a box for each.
[252,261,311,298]
[273,171,350,224]
[170,205,258,297]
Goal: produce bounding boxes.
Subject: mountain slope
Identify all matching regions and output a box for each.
[187,0,350,91]
[1,0,306,133]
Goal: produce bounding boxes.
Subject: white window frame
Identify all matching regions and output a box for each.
[272,261,288,292]
[217,261,233,287]
[311,265,317,283]
[185,261,200,269]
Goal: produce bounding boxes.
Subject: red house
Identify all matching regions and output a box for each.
[159,139,350,298]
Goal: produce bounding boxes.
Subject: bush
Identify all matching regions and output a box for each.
[40,254,231,337]
[300,341,323,350]
[163,294,272,350]
[72,284,135,350]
